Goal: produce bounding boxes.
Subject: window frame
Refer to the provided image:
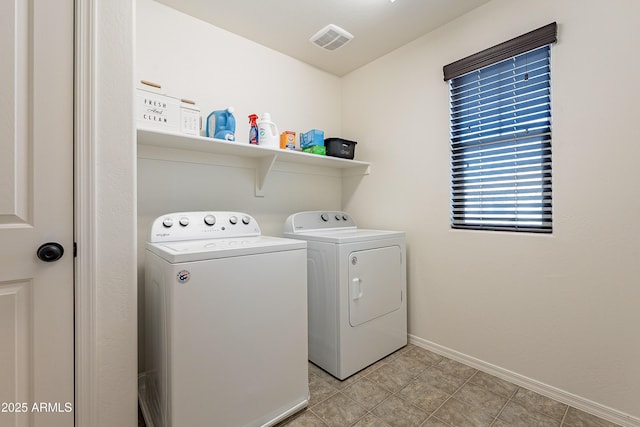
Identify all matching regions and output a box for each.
[444,23,557,234]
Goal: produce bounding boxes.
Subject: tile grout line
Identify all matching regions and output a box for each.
[336,356,422,427]
[491,385,520,426]
[559,405,570,426]
[312,388,368,427]
[416,359,457,427]
[306,406,330,427]
[497,385,574,427]
[417,365,480,427]
[358,352,450,426]
[358,362,428,425]
[398,354,460,426]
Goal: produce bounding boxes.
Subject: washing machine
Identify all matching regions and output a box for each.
[140,211,308,427]
[284,211,407,380]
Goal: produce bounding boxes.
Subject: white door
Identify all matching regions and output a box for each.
[348,246,403,327]
[0,0,74,426]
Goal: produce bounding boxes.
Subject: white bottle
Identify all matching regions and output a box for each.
[258,113,279,148]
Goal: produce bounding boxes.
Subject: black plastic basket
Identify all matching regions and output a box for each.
[324,138,357,160]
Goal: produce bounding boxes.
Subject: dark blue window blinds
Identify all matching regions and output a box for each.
[449,45,553,233]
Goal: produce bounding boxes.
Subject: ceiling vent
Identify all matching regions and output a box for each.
[310,24,354,51]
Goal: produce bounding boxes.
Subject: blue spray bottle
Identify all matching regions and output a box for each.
[248,114,259,145]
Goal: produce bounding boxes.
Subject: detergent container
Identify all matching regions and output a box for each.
[258,113,279,148]
[206,107,236,141]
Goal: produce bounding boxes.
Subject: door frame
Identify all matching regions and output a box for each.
[74,0,98,423]
[75,0,137,425]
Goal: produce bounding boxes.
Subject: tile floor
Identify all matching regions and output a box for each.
[138,344,621,427]
[276,344,620,427]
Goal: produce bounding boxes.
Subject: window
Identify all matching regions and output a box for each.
[444,23,557,233]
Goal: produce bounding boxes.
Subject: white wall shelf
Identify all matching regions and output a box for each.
[137,127,371,196]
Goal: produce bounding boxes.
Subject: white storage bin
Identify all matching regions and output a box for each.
[179,99,201,136]
[136,81,180,132]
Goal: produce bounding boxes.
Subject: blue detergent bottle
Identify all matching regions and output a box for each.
[206,107,236,140]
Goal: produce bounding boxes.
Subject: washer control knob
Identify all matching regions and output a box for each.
[342,214,348,221]
[320,213,329,222]
[162,218,174,228]
[179,217,189,226]
[203,215,216,226]
[335,214,341,221]
[229,216,238,225]
[242,216,250,225]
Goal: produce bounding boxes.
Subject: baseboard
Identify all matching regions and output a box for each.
[408,335,640,427]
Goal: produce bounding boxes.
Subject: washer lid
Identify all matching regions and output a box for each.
[284,228,404,244]
[146,235,306,263]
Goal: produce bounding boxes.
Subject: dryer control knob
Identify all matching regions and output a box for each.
[335,214,341,221]
[162,218,174,228]
[242,216,250,225]
[204,214,216,226]
[342,214,348,221]
[229,216,238,225]
[321,213,329,222]
[179,217,189,226]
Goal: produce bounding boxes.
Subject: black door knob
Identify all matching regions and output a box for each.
[37,242,64,262]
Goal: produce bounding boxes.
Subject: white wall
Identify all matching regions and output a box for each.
[342,0,640,420]
[136,0,345,370]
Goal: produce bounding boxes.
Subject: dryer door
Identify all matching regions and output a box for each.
[348,245,402,327]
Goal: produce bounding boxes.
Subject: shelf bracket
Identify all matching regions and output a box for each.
[255,154,277,197]
[342,163,371,176]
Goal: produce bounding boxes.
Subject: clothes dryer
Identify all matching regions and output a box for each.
[141,211,308,427]
[284,211,407,380]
